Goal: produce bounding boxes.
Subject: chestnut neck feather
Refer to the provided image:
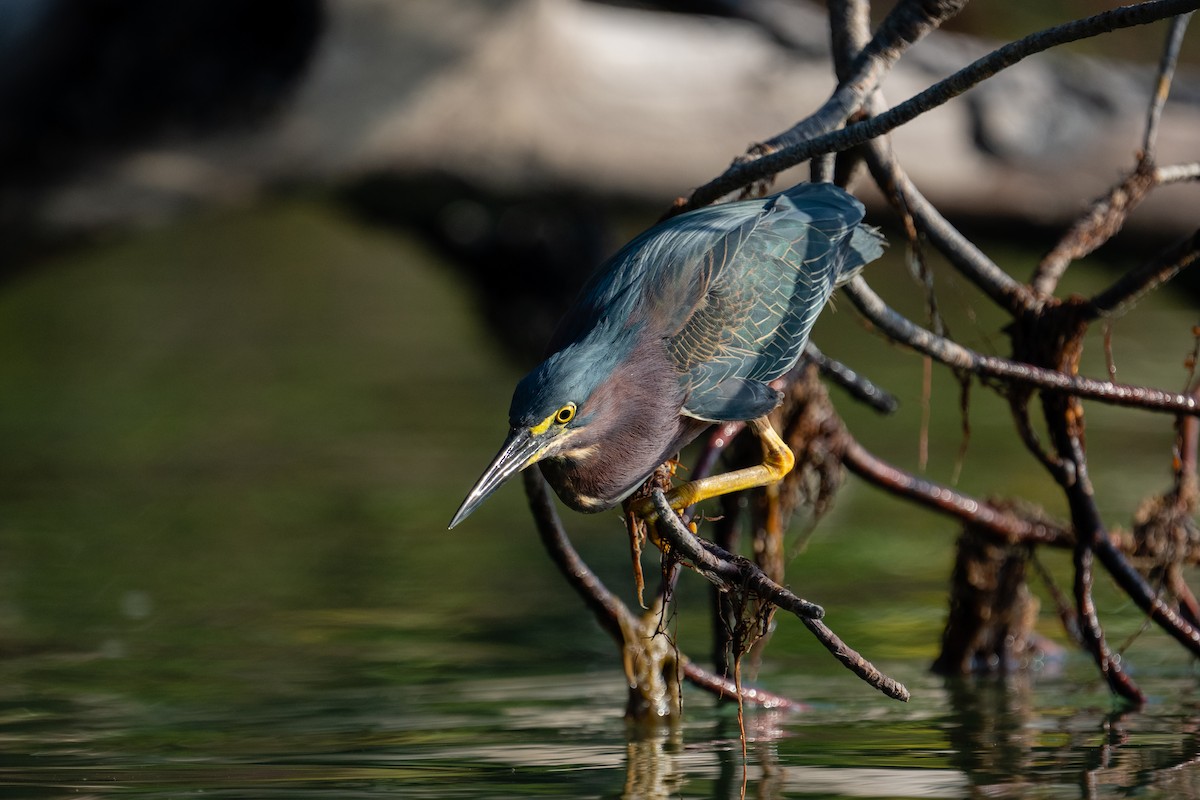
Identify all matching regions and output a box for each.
[538,335,705,512]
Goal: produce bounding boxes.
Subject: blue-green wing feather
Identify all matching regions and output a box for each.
[664,184,884,421]
[545,183,885,424]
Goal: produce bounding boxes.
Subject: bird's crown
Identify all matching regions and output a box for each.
[509,333,626,430]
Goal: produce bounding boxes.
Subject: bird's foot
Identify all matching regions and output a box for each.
[630,416,795,523]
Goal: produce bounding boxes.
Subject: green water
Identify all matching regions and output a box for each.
[0,198,1197,798]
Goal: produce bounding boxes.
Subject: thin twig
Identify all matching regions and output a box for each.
[680,660,797,710]
[681,0,1200,211]
[1087,229,1200,319]
[801,617,910,703]
[689,423,745,489]
[1074,539,1145,703]
[1008,392,1071,482]
[1033,162,1159,297]
[1156,162,1200,184]
[1031,553,1082,644]
[754,0,969,156]
[804,342,899,414]
[1143,12,1194,158]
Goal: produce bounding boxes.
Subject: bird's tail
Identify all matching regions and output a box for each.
[835,224,887,287]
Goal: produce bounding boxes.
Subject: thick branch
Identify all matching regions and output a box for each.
[840,435,1071,547]
[842,276,1200,416]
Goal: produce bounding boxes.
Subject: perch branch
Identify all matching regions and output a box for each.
[650,490,825,620]
[524,469,800,709]
[651,489,911,702]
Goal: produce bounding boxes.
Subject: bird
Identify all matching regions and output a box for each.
[449,182,885,530]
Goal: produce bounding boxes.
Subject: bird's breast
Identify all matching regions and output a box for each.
[537,454,615,513]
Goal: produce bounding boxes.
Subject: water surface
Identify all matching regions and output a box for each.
[1,199,1197,798]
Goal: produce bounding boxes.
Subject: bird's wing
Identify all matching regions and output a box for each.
[663,185,878,422]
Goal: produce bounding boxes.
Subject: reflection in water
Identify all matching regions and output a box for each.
[622,705,975,800]
[0,619,1199,797]
[624,726,685,799]
[941,673,1200,798]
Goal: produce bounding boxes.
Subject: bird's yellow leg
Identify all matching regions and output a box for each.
[633,416,795,522]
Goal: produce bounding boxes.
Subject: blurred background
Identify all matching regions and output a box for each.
[1,1,1199,797]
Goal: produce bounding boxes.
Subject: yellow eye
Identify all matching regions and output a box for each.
[554,403,576,425]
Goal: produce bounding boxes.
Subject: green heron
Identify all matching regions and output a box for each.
[449,183,884,529]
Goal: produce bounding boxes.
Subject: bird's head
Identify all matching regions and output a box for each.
[448,337,624,528]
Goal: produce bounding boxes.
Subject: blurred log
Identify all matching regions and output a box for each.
[11,0,1200,236]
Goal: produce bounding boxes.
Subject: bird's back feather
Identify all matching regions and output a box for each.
[546,183,885,424]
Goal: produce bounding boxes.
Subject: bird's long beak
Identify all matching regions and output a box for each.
[448,427,545,529]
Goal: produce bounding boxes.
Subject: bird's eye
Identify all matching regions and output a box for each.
[555,403,576,425]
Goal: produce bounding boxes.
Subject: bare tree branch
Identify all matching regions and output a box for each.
[840,435,1072,547]
[1074,538,1145,703]
[862,110,1036,312]
[755,0,969,156]
[1033,162,1160,297]
[1087,229,1200,318]
[680,0,1200,211]
[1143,11,1194,158]
[842,276,1200,416]
[1157,162,1200,184]
[804,342,899,414]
